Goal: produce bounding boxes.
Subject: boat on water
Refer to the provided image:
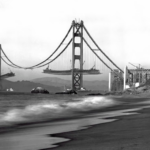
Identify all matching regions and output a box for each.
[55,85,77,94]
[76,87,92,95]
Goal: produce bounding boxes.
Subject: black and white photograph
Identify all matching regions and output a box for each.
[0,0,150,149]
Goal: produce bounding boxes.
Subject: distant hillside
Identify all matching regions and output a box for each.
[1,79,61,93]
[32,77,70,87]
[32,77,108,91]
[83,80,108,91]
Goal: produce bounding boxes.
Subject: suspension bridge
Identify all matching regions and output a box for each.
[0,20,124,91]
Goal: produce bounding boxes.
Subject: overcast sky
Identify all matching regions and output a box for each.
[0,0,150,81]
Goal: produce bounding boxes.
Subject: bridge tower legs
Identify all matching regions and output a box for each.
[72,20,83,91]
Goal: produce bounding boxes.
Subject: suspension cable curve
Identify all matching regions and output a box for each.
[83,38,113,71]
[31,24,81,69]
[26,24,73,69]
[1,24,73,69]
[83,25,124,73]
[1,48,24,69]
[34,38,72,68]
[1,56,18,68]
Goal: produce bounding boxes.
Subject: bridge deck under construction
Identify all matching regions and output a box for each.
[0,20,123,90]
[43,68,101,75]
[1,72,15,79]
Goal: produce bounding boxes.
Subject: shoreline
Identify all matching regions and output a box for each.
[0,107,144,150]
[48,100,150,150]
[0,95,150,150]
[0,95,147,134]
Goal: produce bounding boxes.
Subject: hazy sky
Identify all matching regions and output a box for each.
[0,0,150,81]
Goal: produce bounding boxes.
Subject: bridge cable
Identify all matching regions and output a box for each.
[83,25,124,73]
[34,24,82,68]
[0,56,18,68]
[26,24,73,69]
[83,37,113,71]
[33,38,73,68]
[0,24,73,69]
[2,38,72,69]
[1,49,23,69]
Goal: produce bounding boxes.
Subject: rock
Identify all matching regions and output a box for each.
[136,86,148,92]
[87,93,103,96]
[55,90,77,94]
[31,87,49,94]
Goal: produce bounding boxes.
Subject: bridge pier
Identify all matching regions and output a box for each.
[123,66,127,90]
[108,72,112,92]
[109,70,124,92]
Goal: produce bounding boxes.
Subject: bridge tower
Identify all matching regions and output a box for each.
[72,20,84,91]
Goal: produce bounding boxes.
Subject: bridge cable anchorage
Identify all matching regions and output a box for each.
[83,38,113,71]
[83,25,124,73]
